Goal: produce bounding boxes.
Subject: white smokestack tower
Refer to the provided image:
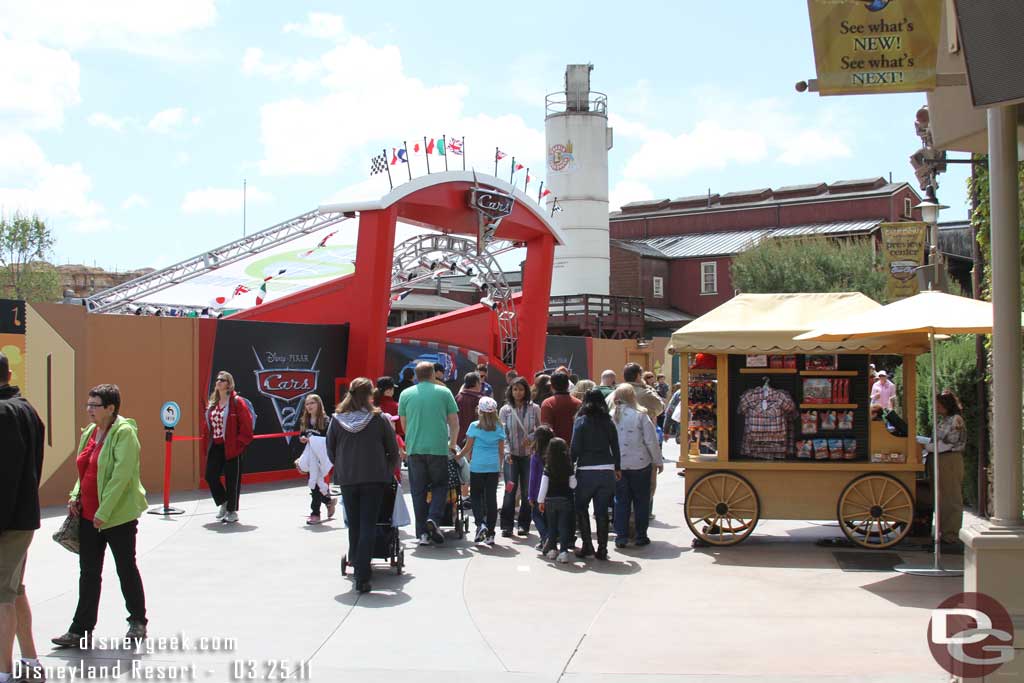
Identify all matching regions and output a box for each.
[545,64,613,296]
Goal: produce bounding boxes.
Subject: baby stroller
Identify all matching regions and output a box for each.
[432,457,469,539]
[341,478,406,576]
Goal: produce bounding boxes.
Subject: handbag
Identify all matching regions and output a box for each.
[53,513,80,554]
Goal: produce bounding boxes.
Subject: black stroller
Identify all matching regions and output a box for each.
[433,458,469,539]
[341,478,405,576]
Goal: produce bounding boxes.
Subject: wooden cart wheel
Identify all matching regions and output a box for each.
[684,471,760,546]
[837,474,913,549]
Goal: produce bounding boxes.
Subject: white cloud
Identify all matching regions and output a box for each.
[242,47,320,83]
[147,107,190,134]
[283,12,346,40]
[0,36,80,129]
[609,180,654,212]
[615,97,852,181]
[253,33,547,179]
[181,187,273,214]
[0,0,217,54]
[88,112,128,132]
[121,194,149,209]
[0,131,107,232]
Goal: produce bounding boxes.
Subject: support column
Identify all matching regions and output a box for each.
[517,235,555,379]
[346,206,398,380]
[959,104,1024,683]
[988,103,1022,528]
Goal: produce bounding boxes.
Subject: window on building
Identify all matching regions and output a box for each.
[652,276,664,299]
[700,262,718,295]
[903,196,913,218]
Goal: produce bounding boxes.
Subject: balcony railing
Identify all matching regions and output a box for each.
[548,294,644,339]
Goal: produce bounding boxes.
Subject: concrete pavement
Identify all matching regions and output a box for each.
[19,444,960,682]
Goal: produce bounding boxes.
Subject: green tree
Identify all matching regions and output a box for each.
[731,236,888,303]
[0,212,61,303]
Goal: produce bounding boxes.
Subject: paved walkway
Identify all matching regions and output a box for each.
[22,445,960,682]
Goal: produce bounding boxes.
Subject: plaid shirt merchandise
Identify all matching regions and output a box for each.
[737,386,797,459]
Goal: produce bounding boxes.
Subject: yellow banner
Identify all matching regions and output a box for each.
[807,0,942,96]
[881,222,927,300]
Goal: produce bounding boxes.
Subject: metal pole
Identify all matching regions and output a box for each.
[243,179,247,237]
[988,104,1023,527]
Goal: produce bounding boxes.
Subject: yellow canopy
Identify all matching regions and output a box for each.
[671,292,932,354]
[795,290,1021,342]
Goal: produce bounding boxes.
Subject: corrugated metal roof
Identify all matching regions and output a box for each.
[392,293,465,312]
[610,239,666,258]
[611,180,911,218]
[622,220,882,259]
[645,307,695,324]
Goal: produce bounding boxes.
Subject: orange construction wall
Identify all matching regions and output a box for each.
[589,337,669,380]
[27,305,203,507]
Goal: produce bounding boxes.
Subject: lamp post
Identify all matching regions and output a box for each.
[914,198,949,292]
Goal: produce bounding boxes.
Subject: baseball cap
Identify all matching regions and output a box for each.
[478,397,498,413]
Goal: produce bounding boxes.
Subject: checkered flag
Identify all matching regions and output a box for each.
[369,148,393,189]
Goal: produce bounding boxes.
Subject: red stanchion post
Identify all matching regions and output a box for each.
[148,428,186,516]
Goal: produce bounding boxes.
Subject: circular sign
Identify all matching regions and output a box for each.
[160,401,181,429]
[928,591,1015,678]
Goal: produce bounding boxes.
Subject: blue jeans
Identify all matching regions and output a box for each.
[615,466,652,541]
[575,469,616,549]
[500,455,532,532]
[340,483,386,584]
[408,454,449,538]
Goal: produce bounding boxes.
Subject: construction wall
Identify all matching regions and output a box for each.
[26,305,203,507]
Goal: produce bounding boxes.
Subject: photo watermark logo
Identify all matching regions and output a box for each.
[928,592,1015,678]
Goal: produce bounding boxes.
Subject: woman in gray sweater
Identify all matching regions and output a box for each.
[327,378,400,593]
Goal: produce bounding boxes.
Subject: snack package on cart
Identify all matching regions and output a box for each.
[838,410,854,430]
[820,410,838,430]
[813,438,830,460]
[801,411,818,435]
[828,438,844,461]
[796,440,813,459]
[843,438,857,460]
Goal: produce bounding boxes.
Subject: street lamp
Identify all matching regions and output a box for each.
[914,198,949,291]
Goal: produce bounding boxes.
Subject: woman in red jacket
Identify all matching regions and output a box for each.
[204,371,254,523]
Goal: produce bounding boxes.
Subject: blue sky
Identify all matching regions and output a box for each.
[0,1,970,272]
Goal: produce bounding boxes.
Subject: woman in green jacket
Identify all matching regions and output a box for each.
[52,384,149,648]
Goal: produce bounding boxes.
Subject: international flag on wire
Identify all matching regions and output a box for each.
[390,290,412,303]
[391,148,408,164]
[495,149,507,161]
[447,138,463,155]
[233,284,250,297]
[435,138,445,156]
[540,188,551,198]
[255,281,268,306]
[514,162,524,172]
[425,138,436,154]
[370,152,388,175]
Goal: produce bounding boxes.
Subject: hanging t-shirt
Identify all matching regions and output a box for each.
[737,386,797,459]
[466,421,506,473]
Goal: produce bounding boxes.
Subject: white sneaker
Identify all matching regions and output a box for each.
[215,503,227,520]
[418,533,430,546]
[546,549,558,560]
[557,551,570,564]
[224,511,238,523]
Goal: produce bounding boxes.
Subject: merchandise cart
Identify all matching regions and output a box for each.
[671,293,931,549]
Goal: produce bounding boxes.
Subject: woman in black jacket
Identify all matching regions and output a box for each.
[327,378,399,593]
[570,389,621,560]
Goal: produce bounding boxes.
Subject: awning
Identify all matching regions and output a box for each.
[671,292,932,354]
[645,306,695,326]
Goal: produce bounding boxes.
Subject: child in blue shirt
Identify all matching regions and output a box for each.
[457,396,506,545]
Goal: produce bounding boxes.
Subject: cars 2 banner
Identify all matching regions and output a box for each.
[205,319,348,476]
[807,0,942,96]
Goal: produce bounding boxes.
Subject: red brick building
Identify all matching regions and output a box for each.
[608,177,923,330]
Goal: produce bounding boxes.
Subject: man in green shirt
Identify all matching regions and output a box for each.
[598,369,617,398]
[399,362,460,545]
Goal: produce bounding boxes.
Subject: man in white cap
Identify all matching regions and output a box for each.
[870,370,897,411]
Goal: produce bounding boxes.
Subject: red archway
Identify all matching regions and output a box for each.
[231,172,563,381]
